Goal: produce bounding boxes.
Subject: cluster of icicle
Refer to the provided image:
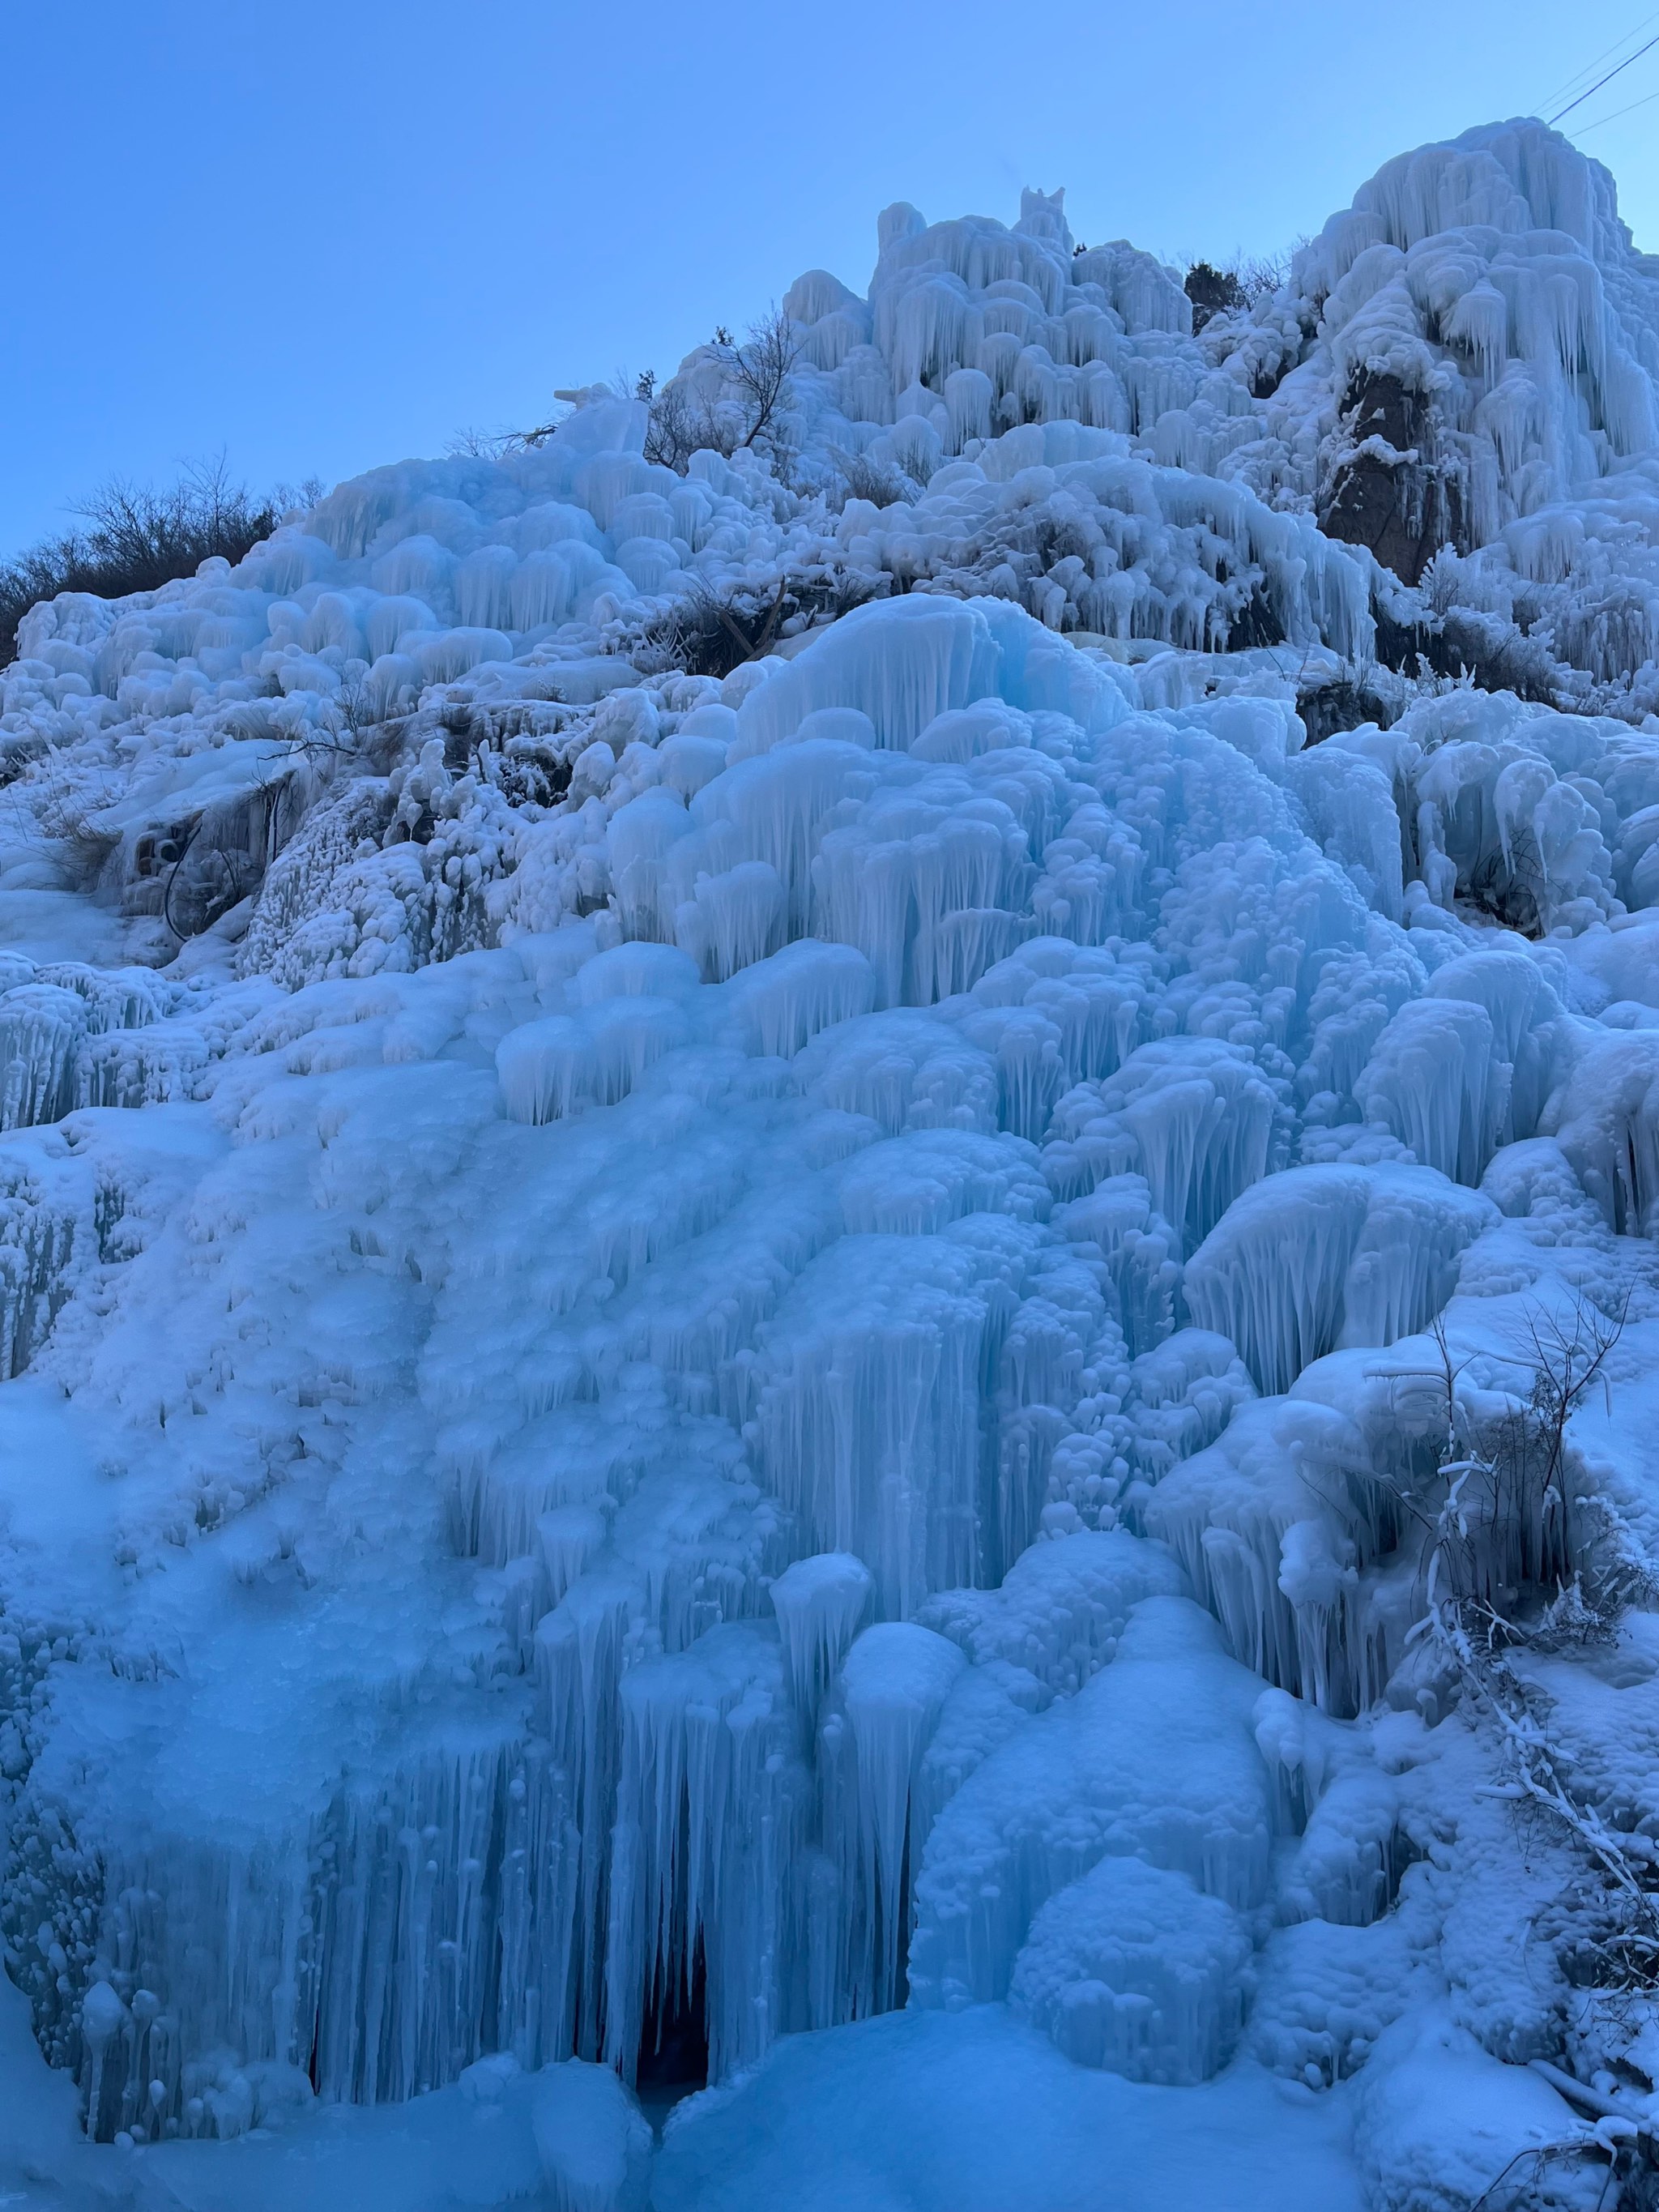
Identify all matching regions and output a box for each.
[0,117,1657,2206]
[6,117,1657,819]
[0,578,1653,2158]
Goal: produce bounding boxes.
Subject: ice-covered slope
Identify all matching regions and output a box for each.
[2,119,1659,2212]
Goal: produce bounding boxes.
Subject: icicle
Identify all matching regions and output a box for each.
[770,1552,873,1730]
[828,1623,965,2015]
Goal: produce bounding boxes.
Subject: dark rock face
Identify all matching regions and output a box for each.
[1317,372,1465,586]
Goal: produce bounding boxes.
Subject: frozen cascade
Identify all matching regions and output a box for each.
[0,574,1639,2164]
[2,119,1659,2212]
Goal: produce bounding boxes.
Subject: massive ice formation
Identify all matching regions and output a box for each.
[2,113,1659,2212]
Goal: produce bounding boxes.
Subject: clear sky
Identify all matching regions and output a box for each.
[2,0,1656,553]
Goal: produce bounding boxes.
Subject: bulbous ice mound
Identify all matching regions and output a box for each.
[1,126,1658,2212]
[1009,1854,1254,2083]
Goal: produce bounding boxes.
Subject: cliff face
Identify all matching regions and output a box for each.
[0,119,1658,2212]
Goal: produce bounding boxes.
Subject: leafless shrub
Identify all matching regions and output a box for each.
[635,566,886,680]
[444,426,527,460]
[642,309,805,475]
[2,456,319,666]
[1375,1295,1659,2081]
[829,447,915,510]
[1389,1298,1631,1633]
[1232,249,1292,300]
[1185,250,1294,331]
[643,384,730,472]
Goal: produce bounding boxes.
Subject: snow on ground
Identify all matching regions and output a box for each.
[1,117,1659,2212]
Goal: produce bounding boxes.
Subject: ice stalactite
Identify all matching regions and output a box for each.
[1353,999,1507,1185]
[1041,1039,1282,1253]
[0,988,92,1130]
[603,1625,804,2084]
[1182,1164,1496,1394]
[821,1624,965,2017]
[1141,1399,1388,1717]
[769,1552,872,1727]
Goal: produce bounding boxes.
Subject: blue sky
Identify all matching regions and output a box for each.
[2,0,1655,551]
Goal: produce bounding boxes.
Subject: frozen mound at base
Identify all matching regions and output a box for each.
[1351,2008,1597,2212]
[1182,1162,1498,1394]
[649,2005,1368,2212]
[908,1596,1276,2009]
[1008,1854,1253,2082]
[532,2061,653,2212]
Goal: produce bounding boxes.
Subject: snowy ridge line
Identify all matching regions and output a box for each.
[2,115,1659,2212]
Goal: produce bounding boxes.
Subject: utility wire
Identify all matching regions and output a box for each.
[1548,29,1659,123]
[1573,83,1659,134]
[1536,8,1659,116]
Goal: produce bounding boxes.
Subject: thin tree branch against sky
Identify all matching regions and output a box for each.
[0,0,1653,550]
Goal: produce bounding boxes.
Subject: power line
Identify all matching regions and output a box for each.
[1536,8,1659,116]
[1573,83,1659,135]
[1548,29,1659,123]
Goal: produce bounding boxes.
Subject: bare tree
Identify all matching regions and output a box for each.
[714,307,804,457]
[642,308,805,475]
[642,385,721,473]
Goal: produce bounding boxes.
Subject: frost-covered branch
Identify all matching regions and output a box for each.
[1393,1300,1659,1998]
